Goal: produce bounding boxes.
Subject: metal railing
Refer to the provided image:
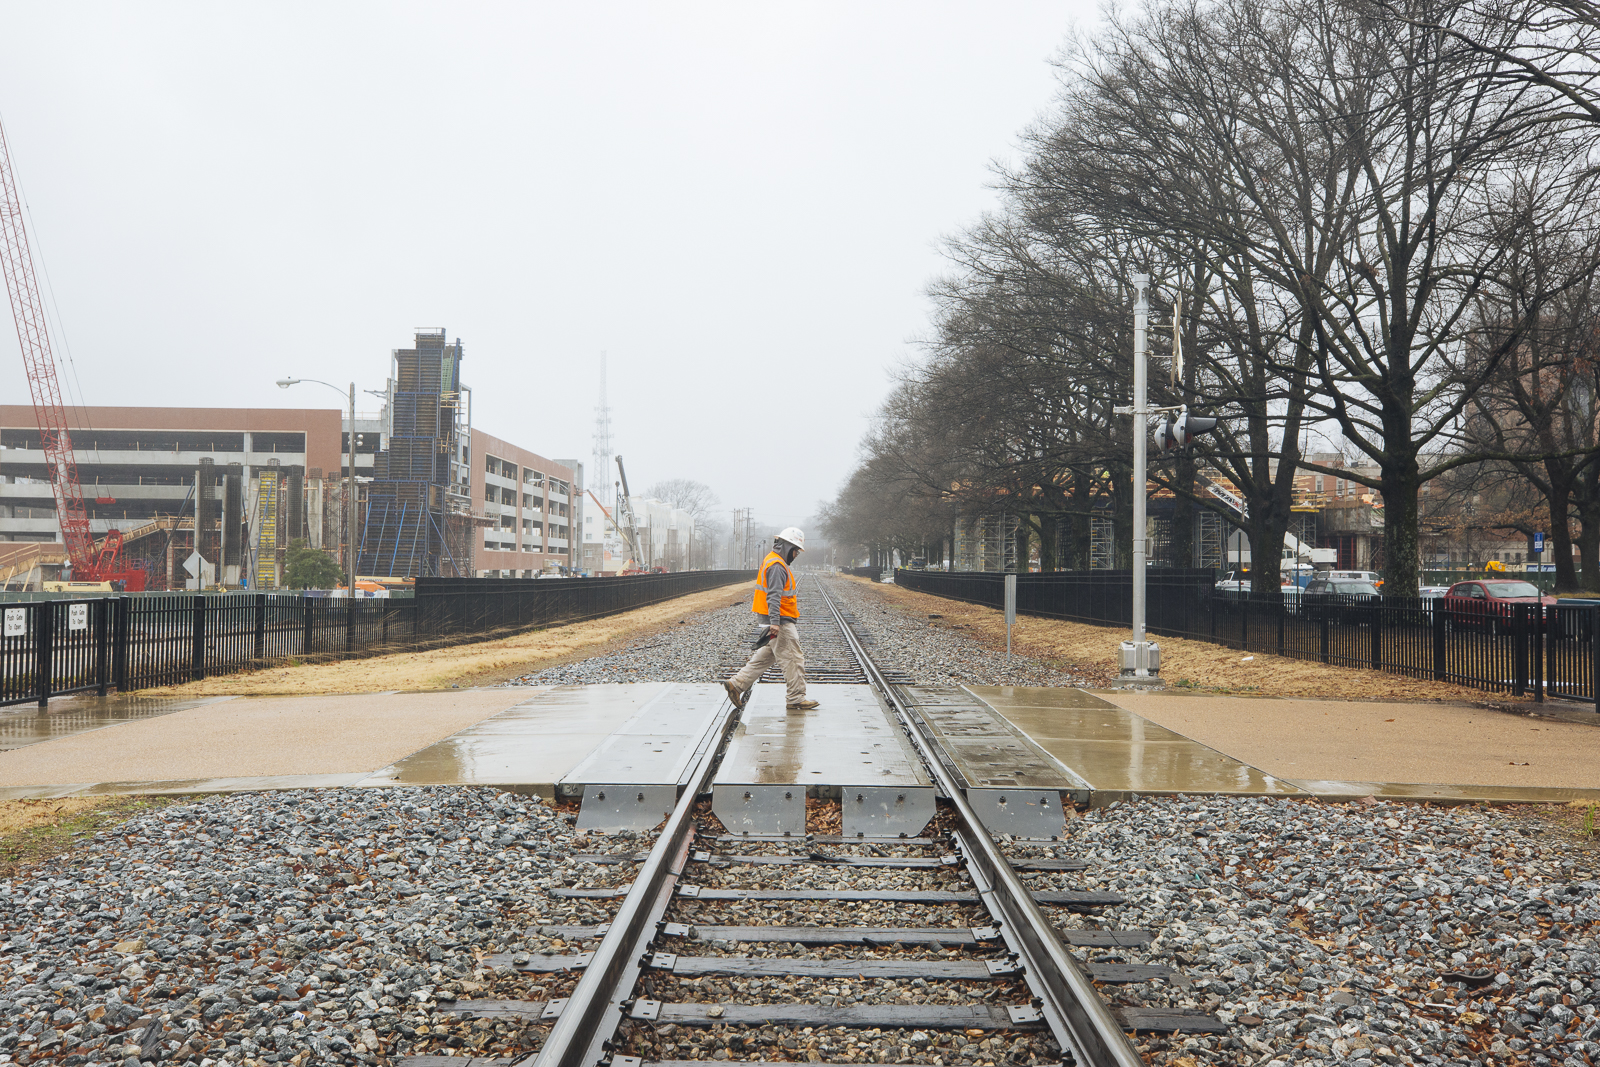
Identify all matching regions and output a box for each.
[894,569,1600,706]
[1,570,754,707]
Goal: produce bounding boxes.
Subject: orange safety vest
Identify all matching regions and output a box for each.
[752,550,799,620]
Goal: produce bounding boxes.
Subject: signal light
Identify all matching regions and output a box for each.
[1154,409,1219,452]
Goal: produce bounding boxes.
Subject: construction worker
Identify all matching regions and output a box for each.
[724,528,819,711]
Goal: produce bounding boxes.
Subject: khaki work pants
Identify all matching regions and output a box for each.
[730,619,807,705]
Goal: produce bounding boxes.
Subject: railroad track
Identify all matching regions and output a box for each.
[409,580,1220,1067]
[716,577,915,685]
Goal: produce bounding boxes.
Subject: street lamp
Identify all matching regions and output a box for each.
[278,377,356,595]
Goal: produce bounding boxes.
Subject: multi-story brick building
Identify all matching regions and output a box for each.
[471,429,576,577]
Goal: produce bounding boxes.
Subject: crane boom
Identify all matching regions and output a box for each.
[613,455,644,568]
[0,118,97,572]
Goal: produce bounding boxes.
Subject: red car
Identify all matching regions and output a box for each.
[1441,579,1559,634]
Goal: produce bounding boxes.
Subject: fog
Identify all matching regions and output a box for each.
[0,1,1101,527]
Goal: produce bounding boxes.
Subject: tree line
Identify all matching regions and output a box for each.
[822,0,1600,595]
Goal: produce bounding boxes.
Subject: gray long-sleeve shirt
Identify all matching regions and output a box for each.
[758,554,795,626]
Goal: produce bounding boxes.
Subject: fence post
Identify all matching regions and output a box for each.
[35,602,53,708]
[95,599,111,696]
[303,596,314,655]
[1319,607,1331,665]
[1240,595,1249,651]
[1369,600,1383,672]
[113,596,130,693]
[1533,605,1544,704]
[1276,598,1285,656]
[1512,604,1528,698]
[191,595,207,682]
[1432,603,1446,682]
[346,597,355,654]
[254,593,267,659]
[1592,605,1600,704]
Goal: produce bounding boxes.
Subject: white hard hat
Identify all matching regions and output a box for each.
[777,527,806,550]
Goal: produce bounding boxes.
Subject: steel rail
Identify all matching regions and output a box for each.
[523,699,741,1067]
[816,581,1144,1067]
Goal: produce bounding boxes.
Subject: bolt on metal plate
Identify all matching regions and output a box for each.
[575,783,678,833]
[677,884,701,898]
[842,785,935,839]
[964,788,1066,840]
[541,998,568,1020]
[971,926,999,941]
[1007,1004,1044,1024]
[649,952,678,970]
[987,958,1022,976]
[630,1000,663,1020]
[660,922,692,937]
[712,783,804,837]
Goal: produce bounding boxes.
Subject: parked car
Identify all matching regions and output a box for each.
[1441,580,1560,634]
[1301,577,1382,623]
[1326,569,1384,589]
[1418,585,1450,604]
[1215,571,1251,601]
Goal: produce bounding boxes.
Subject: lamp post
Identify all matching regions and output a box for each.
[1113,275,1159,683]
[278,377,356,595]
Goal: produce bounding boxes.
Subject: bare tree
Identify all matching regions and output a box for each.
[644,479,720,524]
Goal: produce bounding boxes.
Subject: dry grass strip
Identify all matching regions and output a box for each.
[0,796,179,878]
[844,575,1528,703]
[142,583,752,697]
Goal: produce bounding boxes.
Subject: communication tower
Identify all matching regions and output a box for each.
[591,353,613,509]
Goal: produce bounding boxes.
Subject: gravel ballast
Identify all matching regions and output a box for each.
[0,787,624,1067]
[1048,794,1599,1067]
[505,576,1098,688]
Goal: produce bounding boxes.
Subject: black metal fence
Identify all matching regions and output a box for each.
[1,570,754,708]
[893,568,1600,706]
[841,567,883,580]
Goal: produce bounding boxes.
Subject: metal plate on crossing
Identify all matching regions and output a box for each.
[68,604,88,632]
[3,607,24,637]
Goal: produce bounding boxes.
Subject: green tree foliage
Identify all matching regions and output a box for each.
[283,539,344,589]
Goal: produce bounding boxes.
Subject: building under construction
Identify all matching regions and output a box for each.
[356,328,475,578]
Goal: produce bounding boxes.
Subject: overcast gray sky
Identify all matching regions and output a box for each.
[0,2,1102,529]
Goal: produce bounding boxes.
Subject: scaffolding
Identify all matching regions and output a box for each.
[254,469,280,588]
[1089,516,1115,570]
[1196,510,1225,570]
[357,329,470,578]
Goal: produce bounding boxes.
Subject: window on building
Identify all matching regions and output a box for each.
[484,485,495,501]
[1315,475,1324,493]
[524,469,544,487]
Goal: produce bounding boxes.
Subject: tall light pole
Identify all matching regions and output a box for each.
[1113,275,1160,683]
[278,377,356,595]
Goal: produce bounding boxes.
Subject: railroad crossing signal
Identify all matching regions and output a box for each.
[1154,410,1219,452]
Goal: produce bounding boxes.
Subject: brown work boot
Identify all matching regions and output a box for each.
[723,680,749,709]
[786,699,820,711]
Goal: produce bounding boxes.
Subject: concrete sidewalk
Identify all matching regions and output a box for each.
[977,685,1600,804]
[2,682,1597,803]
[0,689,545,798]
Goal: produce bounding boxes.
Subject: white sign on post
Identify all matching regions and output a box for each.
[1004,573,1017,662]
[69,603,89,632]
[3,607,24,638]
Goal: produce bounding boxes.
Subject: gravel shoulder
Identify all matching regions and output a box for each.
[141,584,751,697]
[844,575,1533,702]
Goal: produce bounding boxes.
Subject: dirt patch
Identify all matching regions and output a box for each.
[0,795,180,878]
[844,576,1529,703]
[140,584,752,697]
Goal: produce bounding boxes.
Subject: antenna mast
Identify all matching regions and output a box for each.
[591,353,613,509]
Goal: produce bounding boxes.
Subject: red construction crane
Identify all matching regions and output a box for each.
[0,117,141,589]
